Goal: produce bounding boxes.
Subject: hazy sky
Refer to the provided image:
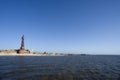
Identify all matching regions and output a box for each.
[0,0,120,54]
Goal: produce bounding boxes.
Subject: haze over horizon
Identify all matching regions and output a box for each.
[0,0,120,54]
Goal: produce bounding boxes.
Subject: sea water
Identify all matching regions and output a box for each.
[0,55,120,80]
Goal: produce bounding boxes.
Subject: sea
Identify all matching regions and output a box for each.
[0,55,120,80]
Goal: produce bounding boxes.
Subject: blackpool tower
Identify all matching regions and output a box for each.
[20,35,25,50]
[18,35,26,53]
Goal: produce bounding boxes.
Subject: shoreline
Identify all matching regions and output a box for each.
[0,54,65,56]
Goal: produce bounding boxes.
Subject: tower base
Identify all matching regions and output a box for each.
[18,49,30,54]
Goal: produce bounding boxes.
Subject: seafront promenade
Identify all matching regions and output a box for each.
[0,53,64,56]
[0,35,64,56]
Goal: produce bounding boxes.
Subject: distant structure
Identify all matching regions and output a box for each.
[0,35,31,54]
[18,35,25,53]
[18,35,30,54]
[20,35,25,50]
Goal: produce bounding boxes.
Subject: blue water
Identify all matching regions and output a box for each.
[0,55,120,80]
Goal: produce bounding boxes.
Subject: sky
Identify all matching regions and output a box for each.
[0,0,120,54]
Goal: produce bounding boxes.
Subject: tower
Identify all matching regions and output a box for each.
[20,35,25,50]
[18,35,25,54]
[18,35,30,54]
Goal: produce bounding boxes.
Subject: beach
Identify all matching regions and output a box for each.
[0,53,64,56]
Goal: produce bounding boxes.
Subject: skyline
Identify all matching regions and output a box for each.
[0,0,120,54]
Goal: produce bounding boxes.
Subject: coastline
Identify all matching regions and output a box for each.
[0,53,65,56]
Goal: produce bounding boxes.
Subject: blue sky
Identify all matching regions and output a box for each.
[0,0,120,54]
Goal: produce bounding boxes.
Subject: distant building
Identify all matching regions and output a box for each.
[17,35,30,54]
